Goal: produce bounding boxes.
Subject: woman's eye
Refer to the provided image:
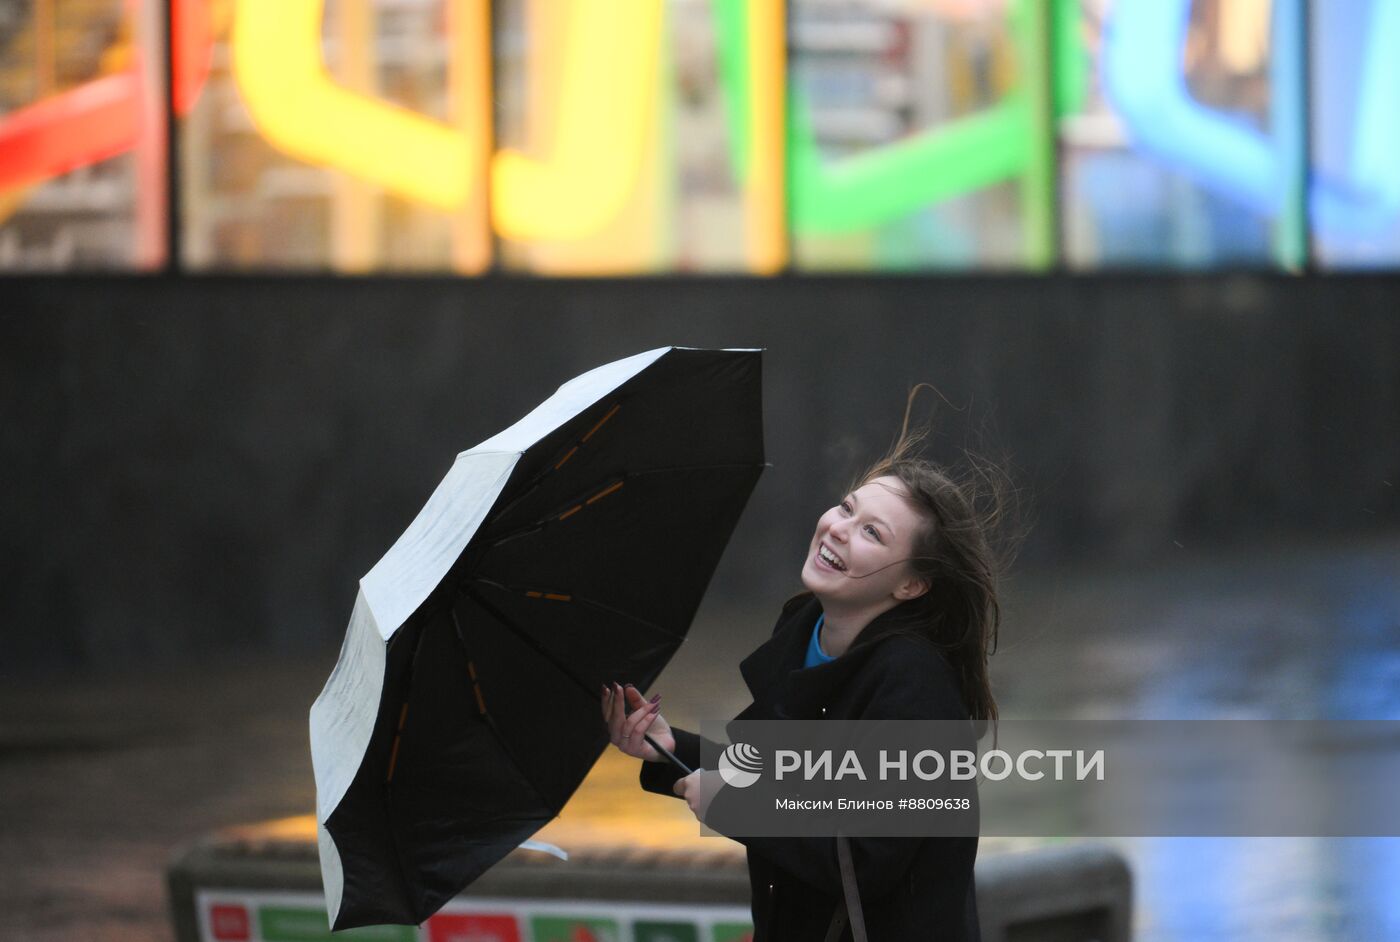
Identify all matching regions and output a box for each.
[839,500,852,513]
[864,524,882,542]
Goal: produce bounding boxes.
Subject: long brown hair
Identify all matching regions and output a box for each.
[849,385,1022,726]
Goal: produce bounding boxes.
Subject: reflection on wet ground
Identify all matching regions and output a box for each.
[990,534,1400,942]
[2,534,1397,940]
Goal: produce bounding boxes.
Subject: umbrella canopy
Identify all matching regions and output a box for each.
[310,347,764,929]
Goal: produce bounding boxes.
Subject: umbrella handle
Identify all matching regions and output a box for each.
[644,733,693,776]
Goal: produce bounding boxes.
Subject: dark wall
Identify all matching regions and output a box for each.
[3,274,1398,673]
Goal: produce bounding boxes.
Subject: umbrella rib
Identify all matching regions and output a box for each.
[481,401,626,526]
[482,461,767,549]
[460,584,692,779]
[482,474,625,549]
[462,587,601,708]
[448,605,562,815]
[469,577,687,641]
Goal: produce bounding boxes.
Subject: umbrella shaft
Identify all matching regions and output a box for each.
[645,733,692,775]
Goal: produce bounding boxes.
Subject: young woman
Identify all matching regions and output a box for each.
[603,397,1008,941]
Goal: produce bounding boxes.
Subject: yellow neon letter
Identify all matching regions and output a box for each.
[744,0,786,273]
[490,0,663,242]
[232,0,485,212]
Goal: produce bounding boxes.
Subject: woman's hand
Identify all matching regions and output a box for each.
[602,682,674,762]
[673,769,724,822]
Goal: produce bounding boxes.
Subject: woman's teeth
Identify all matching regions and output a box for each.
[819,544,846,571]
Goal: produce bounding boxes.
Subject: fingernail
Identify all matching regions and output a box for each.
[649,693,661,704]
[649,702,661,712]
[624,682,635,689]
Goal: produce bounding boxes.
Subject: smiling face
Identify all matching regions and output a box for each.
[800,475,932,617]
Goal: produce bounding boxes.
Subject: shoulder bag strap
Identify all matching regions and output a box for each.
[823,833,868,942]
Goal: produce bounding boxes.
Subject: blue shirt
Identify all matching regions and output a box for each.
[804,613,836,668]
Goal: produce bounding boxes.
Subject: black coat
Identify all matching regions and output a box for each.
[641,595,981,941]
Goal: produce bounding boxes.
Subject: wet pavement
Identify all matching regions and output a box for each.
[3,533,1399,941]
[992,534,1400,942]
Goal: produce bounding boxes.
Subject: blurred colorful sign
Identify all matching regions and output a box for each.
[257,906,416,941]
[230,0,1087,270]
[1105,0,1400,240]
[231,0,482,213]
[209,903,251,940]
[425,912,522,942]
[530,914,620,942]
[710,925,753,942]
[0,0,211,191]
[745,0,1083,234]
[232,0,662,271]
[6,0,1396,272]
[195,890,753,942]
[632,922,699,942]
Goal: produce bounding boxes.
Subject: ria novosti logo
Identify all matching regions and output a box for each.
[718,742,763,788]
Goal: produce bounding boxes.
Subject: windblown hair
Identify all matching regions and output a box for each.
[850,386,1023,727]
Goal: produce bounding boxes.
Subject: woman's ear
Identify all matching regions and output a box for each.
[894,576,930,601]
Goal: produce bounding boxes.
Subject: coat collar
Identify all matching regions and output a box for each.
[739,594,922,717]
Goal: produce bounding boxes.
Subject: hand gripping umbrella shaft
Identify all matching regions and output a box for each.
[646,734,693,775]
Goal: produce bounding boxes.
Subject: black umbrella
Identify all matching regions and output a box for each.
[309,347,764,929]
